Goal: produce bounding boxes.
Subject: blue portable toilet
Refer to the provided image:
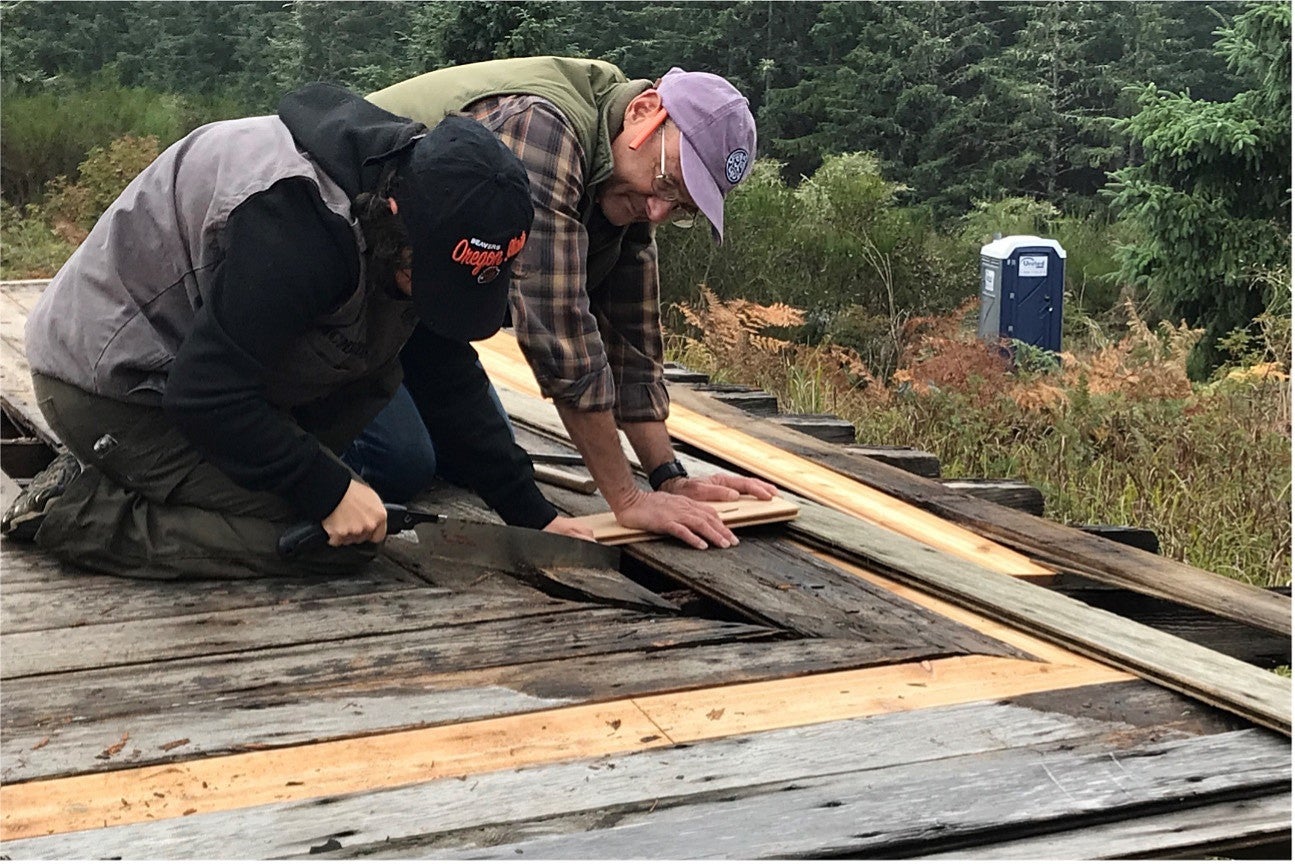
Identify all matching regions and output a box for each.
[977,235,1066,353]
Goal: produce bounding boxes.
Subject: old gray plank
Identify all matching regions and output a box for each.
[0,543,419,594]
[0,686,1209,860]
[792,498,1293,734]
[1,612,778,729]
[1,589,589,678]
[440,729,1289,860]
[921,792,1292,860]
[1,566,428,633]
[498,392,1027,659]
[1,637,915,784]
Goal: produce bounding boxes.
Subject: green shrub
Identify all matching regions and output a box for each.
[657,154,970,323]
[0,134,162,279]
[0,73,248,208]
[0,201,75,279]
[43,135,161,234]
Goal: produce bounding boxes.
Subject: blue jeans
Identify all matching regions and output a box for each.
[341,380,514,504]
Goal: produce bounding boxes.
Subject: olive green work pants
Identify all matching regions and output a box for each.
[30,372,377,579]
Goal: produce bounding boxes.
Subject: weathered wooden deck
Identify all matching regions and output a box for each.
[0,279,1289,858]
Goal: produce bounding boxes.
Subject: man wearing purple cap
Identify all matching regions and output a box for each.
[368,57,777,550]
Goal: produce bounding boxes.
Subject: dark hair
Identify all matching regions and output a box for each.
[353,160,412,285]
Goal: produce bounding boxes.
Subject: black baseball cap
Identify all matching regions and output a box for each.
[393,115,533,342]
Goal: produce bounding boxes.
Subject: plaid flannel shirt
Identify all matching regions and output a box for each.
[467,94,669,423]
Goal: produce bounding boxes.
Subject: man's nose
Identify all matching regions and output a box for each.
[644,195,675,224]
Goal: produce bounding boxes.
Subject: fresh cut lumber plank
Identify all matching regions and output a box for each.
[573,495,799,544]
[475,331,1050,577]
[662,373,1291,636]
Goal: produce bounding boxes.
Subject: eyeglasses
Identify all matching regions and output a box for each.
[652,126,697,228]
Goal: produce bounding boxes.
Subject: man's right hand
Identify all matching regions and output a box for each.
[614,488,739,551]
[321,479,387,546]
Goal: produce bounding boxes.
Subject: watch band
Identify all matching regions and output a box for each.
[648,459,689,491]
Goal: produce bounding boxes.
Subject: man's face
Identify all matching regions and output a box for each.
[599,98,698,228]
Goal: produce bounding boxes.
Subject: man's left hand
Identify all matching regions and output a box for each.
[543,514,597,541]
[661,473,778,502]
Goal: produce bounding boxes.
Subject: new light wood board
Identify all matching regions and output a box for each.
[574,495,799,544]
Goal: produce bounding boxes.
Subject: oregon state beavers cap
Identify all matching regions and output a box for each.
[395,115,533,341]
[656,68,756,244]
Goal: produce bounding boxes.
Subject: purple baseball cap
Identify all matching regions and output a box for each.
[657,67,756,244]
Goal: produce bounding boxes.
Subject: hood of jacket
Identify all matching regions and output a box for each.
[278,82,425,200]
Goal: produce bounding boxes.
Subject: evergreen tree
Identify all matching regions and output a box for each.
[1107,2,1291,377]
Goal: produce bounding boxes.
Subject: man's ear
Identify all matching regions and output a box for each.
[625,91,667,151]
[624,89,664,125]
[386,197,399,215]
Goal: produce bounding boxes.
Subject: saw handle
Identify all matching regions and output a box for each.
[277,504,427,558]
[276,521,331,558]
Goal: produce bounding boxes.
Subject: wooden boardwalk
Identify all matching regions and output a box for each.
[0,280,1289,858]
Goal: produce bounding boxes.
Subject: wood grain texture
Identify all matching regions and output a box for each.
[0,652,1128,841]
[1,589,588,678]
[498,388,1080,663]
[0,284,55,444]
[543,485,1029,658]
[495,388,1038,658]
[2,612,776,729]
[0,551,423,632]
[0,682,1187,857]
[573,495,799,544]
[2,639,935,785]
[923,793,1292,860]
[658,365,1289,636]
[437,729,1289,860]
[476,332,1049,577]
[789,502,1292,734]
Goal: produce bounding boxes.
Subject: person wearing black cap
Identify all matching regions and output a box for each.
[2,83,589,579]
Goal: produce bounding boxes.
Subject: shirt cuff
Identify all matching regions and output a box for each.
[282,449,354,522]
[613,380,670,423]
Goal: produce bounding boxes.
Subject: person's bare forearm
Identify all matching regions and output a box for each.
[555,404,641,513]
[619,420,676,479]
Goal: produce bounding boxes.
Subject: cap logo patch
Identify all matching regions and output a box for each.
[725,148,750,184]
[451,231,528,284]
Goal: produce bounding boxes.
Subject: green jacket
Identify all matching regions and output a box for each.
[370,57,646,193]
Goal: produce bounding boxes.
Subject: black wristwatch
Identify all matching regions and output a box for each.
[648,459,689,491]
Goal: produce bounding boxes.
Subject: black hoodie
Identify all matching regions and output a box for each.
[164,85,557,528]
